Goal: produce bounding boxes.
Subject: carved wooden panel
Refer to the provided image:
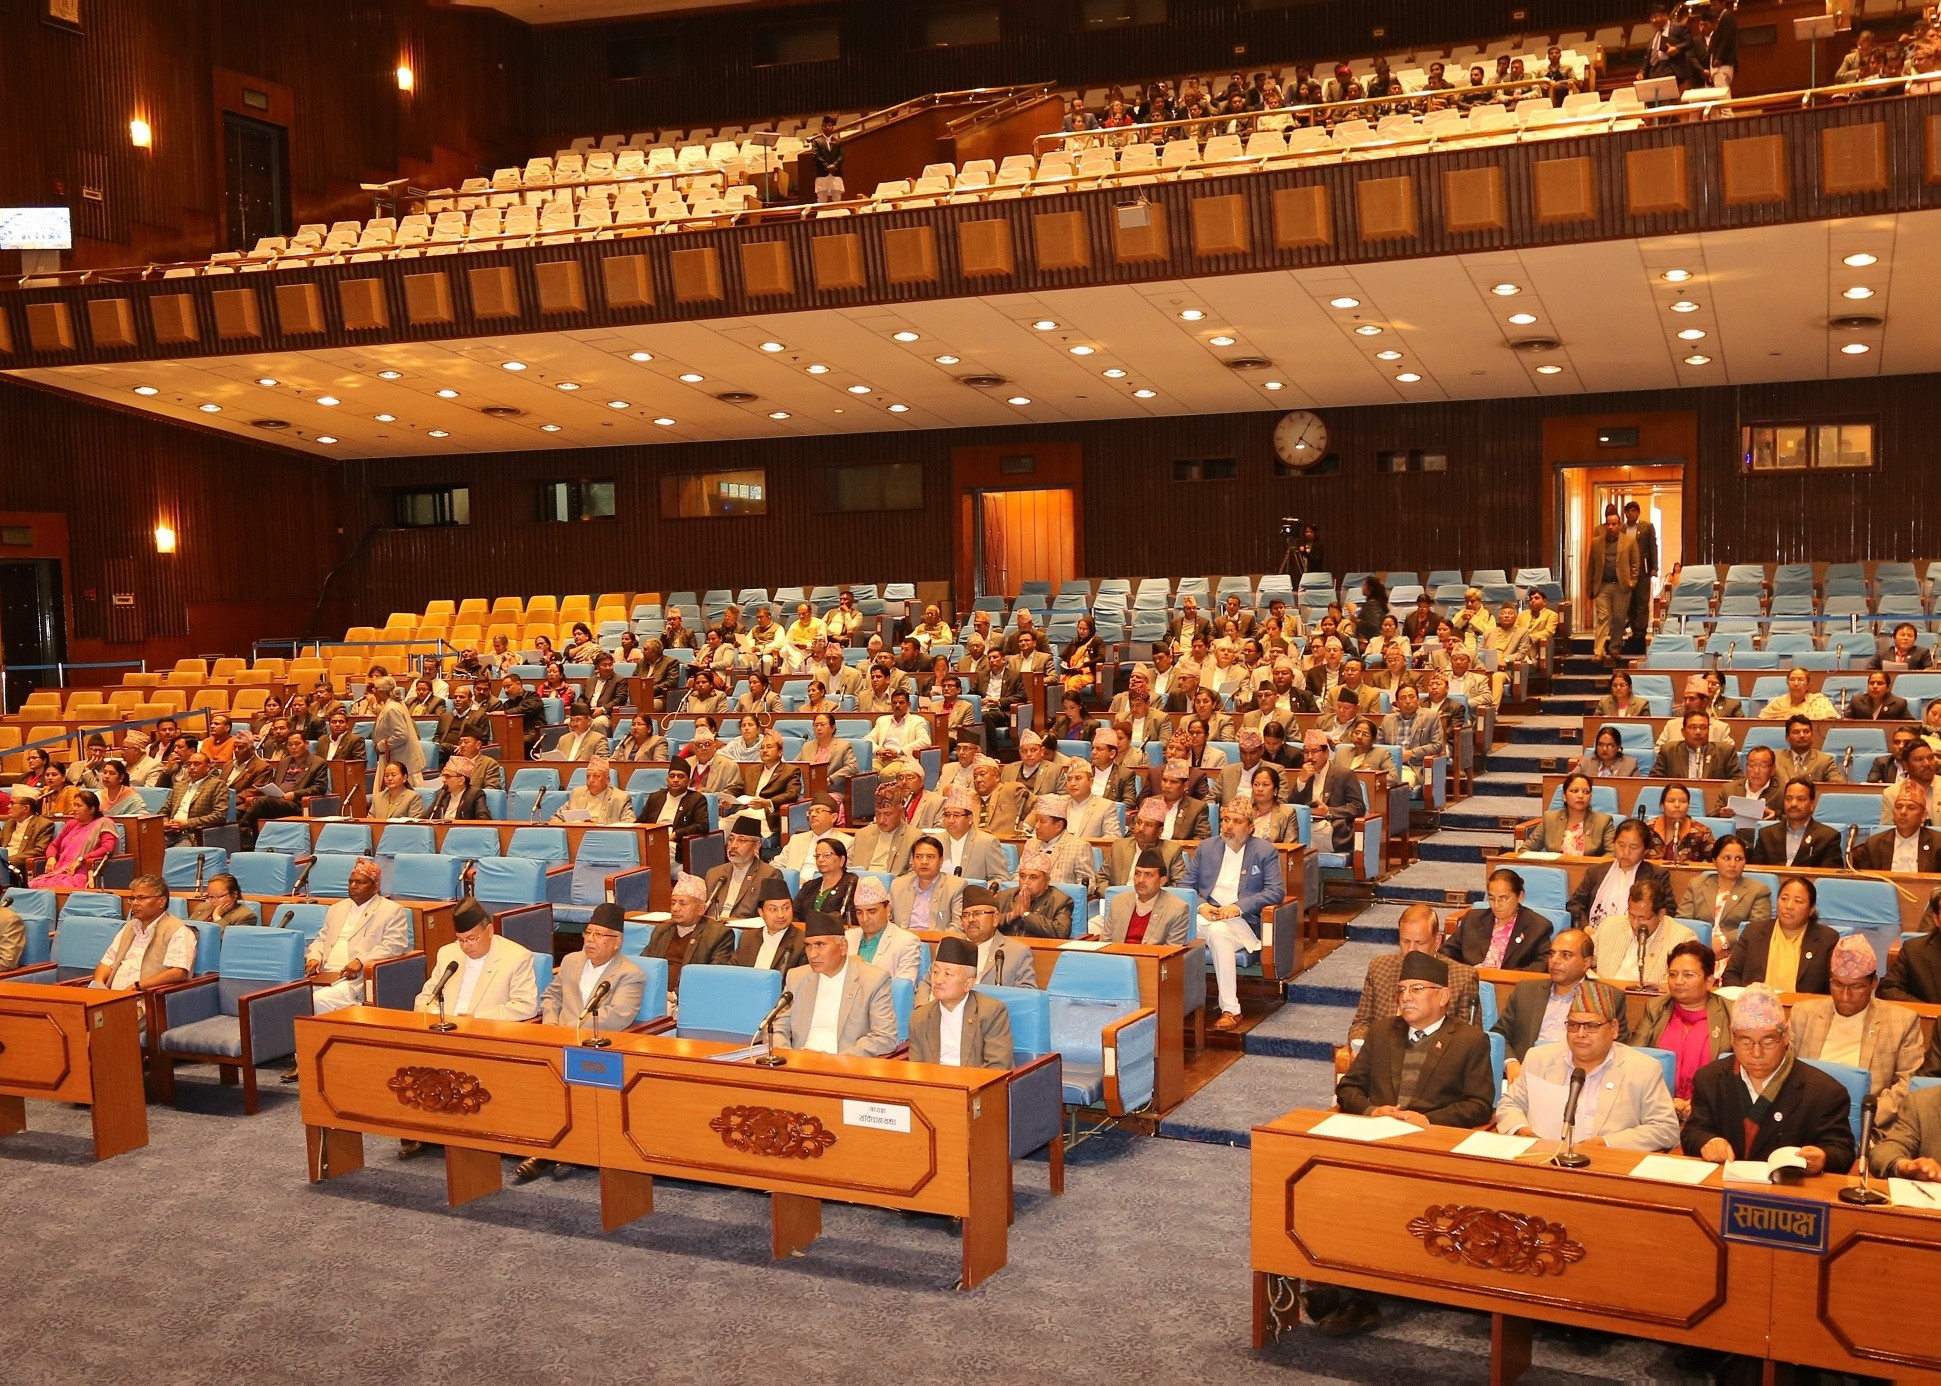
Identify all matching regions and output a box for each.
[1722,134,1788,206]
[534,259,588,314]
[1532,157,1596,224]
[211,287,262,339]
[0,1007,76,1094]
[601,253,653,310]
[274,281,325,334]
[670,247,725,303]
[884,225,940,284]
[1408,1203,1587,1275]
[1356,176,1418,241]
[740,240,796,296]
[1191,194,1251,257]
[409,271,460,323]
[149,293,199,344]
[956,219,1015,277]
[1272,185,1331,248]
[1626,146,1690,216]
[460,265,512,320]
[1033,210,1091,271]
[309,1033,573,1147]
[1816,1230,1941,1371]
[710,1104,838,1158]
[25,302,74,351]
[1442,166,1506,234]
[389,1065,492,1114]
[337,279,389,331]
[85,298,136,349]
[1822,122,1888,195]
[811,233,866,290]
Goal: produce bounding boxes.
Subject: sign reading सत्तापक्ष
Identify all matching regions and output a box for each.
[1720,1190,1828,1255]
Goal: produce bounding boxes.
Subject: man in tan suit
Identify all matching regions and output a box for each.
[1788,934,1924,1126]
[908,935,1014,1067]
[972,756,1032,838]
[1584,505,1642,664]
[1094,850,1191,945]
[413,899,538,1023]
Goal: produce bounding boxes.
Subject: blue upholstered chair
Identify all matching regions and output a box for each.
[1046,952,1156,1117]
[6,913,122,983]
[975,984,1067,1198]
[388,853,464,903]
[1636,1046,1679,1096]
[1799,1057,1870,1146]
[652,963,782,1043]
[375,823,436,857]
[302,853,360,898]
[440,825,502,862]
[314,822,372,856]
[254,819,313,855]
[550,829,647,926]
[227,850,298,897]
[163,845,228,891]
[152,926,310,1114]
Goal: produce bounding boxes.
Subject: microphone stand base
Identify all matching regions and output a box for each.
[580,1036,613,1049]
[1549,1151,1592,1169]
[756,1054,787,1067]
[426,1021,458,1033]
[1837,1186,1890,1206]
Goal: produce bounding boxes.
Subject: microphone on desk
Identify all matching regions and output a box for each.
[577,977,615,1049]
[1845,822,1861,868]
[1552,1065,1591,1169]
[1841,1093,1890,1206]
[754,990,793,1068]
[579,978,613,1021]
[426,958,461,1033]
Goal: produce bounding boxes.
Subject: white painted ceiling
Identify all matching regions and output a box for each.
[6,211,1912,458]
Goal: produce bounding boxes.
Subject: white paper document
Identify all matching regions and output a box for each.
[1889,1178,1941,1210]
[1060,939,1109,952]
[1452,1131,1537,1160]
[1523,1074,1569,1140]
[1629,1154,1718,1186]
[1310,1113,1422,1143]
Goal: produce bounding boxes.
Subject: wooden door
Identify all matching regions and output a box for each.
[979,488,1074,598]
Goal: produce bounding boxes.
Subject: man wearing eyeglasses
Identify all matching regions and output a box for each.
[1682,982,1855,1175]
[1494,981,1679,1151]
[91,875,194,998]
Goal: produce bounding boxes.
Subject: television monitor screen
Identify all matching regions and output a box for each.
[0,207,73,251]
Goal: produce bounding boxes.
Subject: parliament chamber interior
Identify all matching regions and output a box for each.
[7,0,1941,1379]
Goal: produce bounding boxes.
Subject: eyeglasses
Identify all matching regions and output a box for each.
[1563,1020,1614,1034]
[1732,1032,1787,1052]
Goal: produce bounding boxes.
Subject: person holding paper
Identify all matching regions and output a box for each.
[1590,877,1695,987]
[1871,621,1932,672]
[1681,983,1855,1175]
[1709,745,1782,824]
[1637,939,1734,1119]
[1494,981,1679,1151]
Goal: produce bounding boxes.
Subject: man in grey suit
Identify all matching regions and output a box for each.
[369,677,425,785]
[780,912,899,1057]
[703,814,783,920]
[1104,801,1188,886]
[1788,935,1924,1127]
[1495,981,1678,1151]
[849,792,917,877]
[1773,715,1847,786]
[161,750,228,845]
[909,935,1014,1068]
[1651,711,1739,781]
[1095,850,1191,945]
[518,905,647,1181]
[1492,927,1628,1076]
[890,834,966,933]
[848,876,925,997]
[961,885,1038,988]
[936,787,1012,883]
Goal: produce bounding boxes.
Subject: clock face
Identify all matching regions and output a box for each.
[1273,410,1328,468]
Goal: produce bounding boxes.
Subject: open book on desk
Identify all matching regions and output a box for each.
[1724,1146,1810,1184]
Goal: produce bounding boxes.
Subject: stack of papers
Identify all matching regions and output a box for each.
[1452,1131,1536,1160]
[1629,1154,1717,1186]
[1889,1178,1941,1209]
[1310,1113,1422,1143]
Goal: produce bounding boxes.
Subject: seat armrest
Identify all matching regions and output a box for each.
[368,950,427,1009]
[0,962,55,983]
[609,864,655,912]
[1008,1052,1064,1161]
[239,978,315,1064]
[544,863,575,904]
[1353,811,1384,878]
[633,1015,676,1034]
[1100,1005,1158,1116]
[157,976,221,1031]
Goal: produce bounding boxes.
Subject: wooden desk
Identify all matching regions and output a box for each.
[0,981,148,1160]
[1575,715,1896,757]
[1530,773,1883,818]
[295,1006,1011,1287]
[111,812,163,878]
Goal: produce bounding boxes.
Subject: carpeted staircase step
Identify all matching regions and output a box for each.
[1286,939,1386,1007]
[1374,857,1485,903]
[1440,793,1539,833]
[1415,829,1516,863]
[1344,901,1407,943]
[1238,1000,1354,1061]
[1507,715,1585,745]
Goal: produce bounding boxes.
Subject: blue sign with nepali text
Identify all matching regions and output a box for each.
[563,1046,624,1090]
[1720,1190,1829,1255]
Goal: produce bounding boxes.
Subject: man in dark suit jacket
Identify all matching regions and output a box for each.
[1882,927,1941,1005]
[1852,784,1941,873]
[579,654,628,730]
[314,710,367,764]
[1651,712,1738,780]
[641,763,710,842]
[1493,927,1628,1065]
[492,675,547,753]
[1873,623,1933,672]
[731,876,806,972]
[1440,869,1554,972]
[704,822,785,921]
[1866,728,1918,786]
[635,642,682,710]
[426,760,490,821]
[1850,671,1912,722]
[1723,915,1843,994]
[436,687,493,754]
[642,875,737,997]
[1747,780,1842,869]
[1682,985,1855,1174]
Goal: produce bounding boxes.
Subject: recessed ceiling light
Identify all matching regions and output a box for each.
[1263,380,1285,390]
[1068,345,1095,356]
[556,381,580,391]
[653,416,676,426]
[607,399,629,409]
[540,423,562,432]
[1329,296,1360,309]
[1490,283,1521,296]
[1102,368,1128,379]
[316,395,340,406]
[1677,328,1707,340]
[1842,286,1875,300]
[255,377,278,387]
[1395,372,1421,383]
[1535,364,1564,375]
[628,351,653,362]
[768,410,790,420]
[1375,349,1403,361]
[316,435,337,445]
[1210,335,1236,346]
[1031,319,1057,331]
[501,361,526,372]
[1007,395,1032,405]
[760,341,785,353]
[1132,388,1157,399]
[1178,309,1205,321]
[436,388,459,399]
[1843,252,1878,268]
[1507,312,1538,325]
[807,364,830,374]
[1840,342,1871,355]
[428,429,450,438]
[1354,325,1383,337]
[1670,300,1699,313]
[199,403,222,413]
[133,385,159,396]
[1662,269,1693,283]
[934,354,959,365]
[377,369,402,380]
[1683,354,1712,365]
[846,384,871,394]
[678,372,704,383]
[375,413,396,422]
[891,330,919,342]
[888,403,910,413]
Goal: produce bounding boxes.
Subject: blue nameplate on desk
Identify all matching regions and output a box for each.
[563,1047,624,1089]
[1721,1190,1828,1255]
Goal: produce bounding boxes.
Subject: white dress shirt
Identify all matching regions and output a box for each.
[937,996,968,1066]
[453,953,490,1012]
[1210,839,1246,908]
[804,963,848,1053]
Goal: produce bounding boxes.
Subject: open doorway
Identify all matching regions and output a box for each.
[1556,463,1685,634]
[0,558,66,712]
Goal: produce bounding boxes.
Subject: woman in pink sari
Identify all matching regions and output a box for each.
[30,791,120,889]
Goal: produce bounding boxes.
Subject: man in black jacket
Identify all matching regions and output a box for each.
[426,758,491,821]
[640,761,710,842]
[1682,983,1855,1174]
[1747,779,1843,869]
[492,674,546,755]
